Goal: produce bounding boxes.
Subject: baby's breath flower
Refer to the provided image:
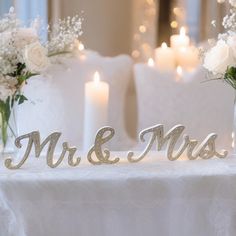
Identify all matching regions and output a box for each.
[222,9,236,30]
[46,15,83,55]
[211,20,216,27]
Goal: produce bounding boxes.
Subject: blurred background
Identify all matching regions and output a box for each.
[0,0,230,60]
[0,0,234,151]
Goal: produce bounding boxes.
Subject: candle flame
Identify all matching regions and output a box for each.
[161,42,168,49]
[93,71,100,83]
[139,25,146,33]
[78,42,85,51]
[180,27,186,36]
[170,20,178,29]
[148,58,154,67]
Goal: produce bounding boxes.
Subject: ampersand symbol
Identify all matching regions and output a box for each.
[87,127,120,165]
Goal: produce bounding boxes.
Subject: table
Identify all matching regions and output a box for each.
[0,152,236,236]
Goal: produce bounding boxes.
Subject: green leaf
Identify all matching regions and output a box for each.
[8,63,26,77]
[18,94,28,105]
[224,66,236,90]
[11,96,14,108]
[17,72,38,85]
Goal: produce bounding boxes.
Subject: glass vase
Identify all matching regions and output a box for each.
[0,106,18,156]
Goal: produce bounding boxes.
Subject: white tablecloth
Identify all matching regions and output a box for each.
[1,152,236,236]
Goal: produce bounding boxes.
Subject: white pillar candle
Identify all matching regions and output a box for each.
[83,71,109,150]
[154,42,176,71]
[176,46,200,71]
[170,27,190,50]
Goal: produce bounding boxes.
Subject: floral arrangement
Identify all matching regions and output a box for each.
[203,0,236,90]
[0,7,82,148]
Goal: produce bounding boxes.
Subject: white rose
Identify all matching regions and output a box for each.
[0,29,38,55]
[14,28,38,49]
[203,40,235,75]
[23,42,50,73]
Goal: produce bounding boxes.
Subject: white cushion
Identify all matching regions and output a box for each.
[134,64,235,151]
[17,52,135,151]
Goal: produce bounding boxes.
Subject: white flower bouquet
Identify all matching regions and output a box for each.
[203,0,236,90]
[0,7,82,148]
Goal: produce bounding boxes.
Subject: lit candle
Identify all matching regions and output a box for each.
[176,46,200,71]
[78,42,85,51]
[170,27,190,50]
[83,71,109,150]
[155,42,176,71]
[147,58,154,67]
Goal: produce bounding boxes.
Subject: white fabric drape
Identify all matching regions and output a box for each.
[14,0,48,41]
[0,0,13,16]
[14,0,47,25]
